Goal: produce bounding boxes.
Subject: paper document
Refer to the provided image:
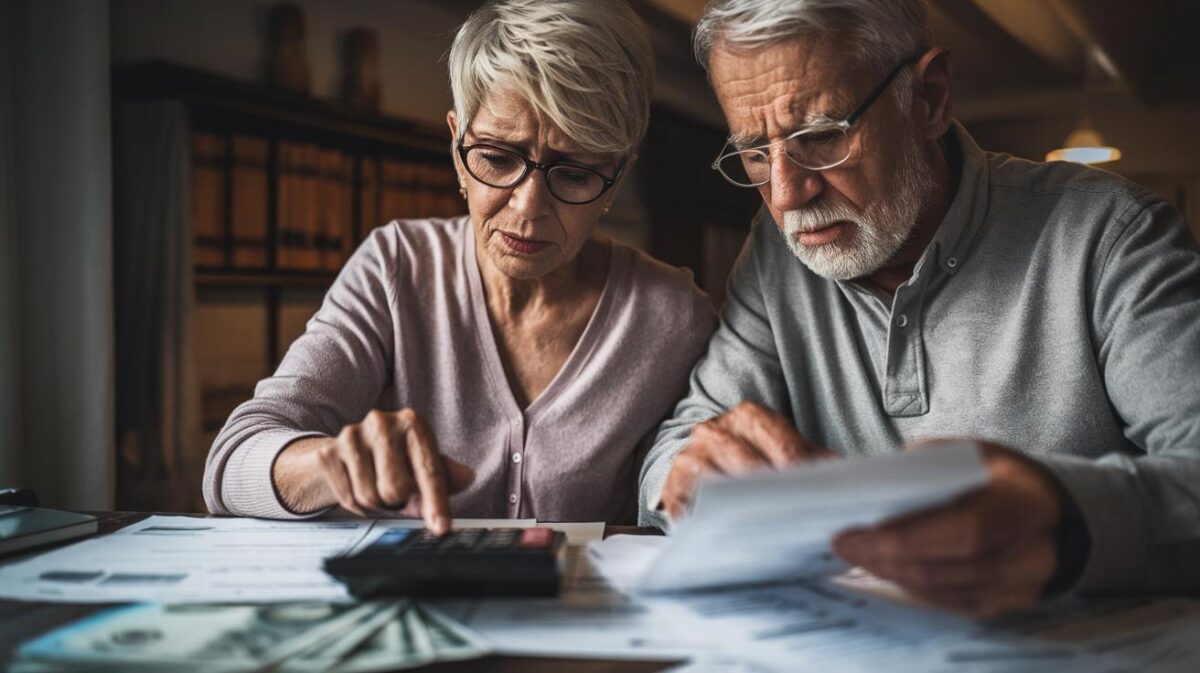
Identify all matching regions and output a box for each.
[435,544,707,661]
[0,514,589,604]
[636,441,989,593]
[0,515,372,603]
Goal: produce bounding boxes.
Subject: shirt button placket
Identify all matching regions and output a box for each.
[508,415,525,517]
[883,288,929,417]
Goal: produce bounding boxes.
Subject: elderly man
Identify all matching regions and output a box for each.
[641,0,1200,617]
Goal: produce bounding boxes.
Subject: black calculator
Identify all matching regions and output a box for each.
[324,527,567,598]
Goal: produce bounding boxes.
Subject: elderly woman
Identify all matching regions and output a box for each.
[202,0,715,531]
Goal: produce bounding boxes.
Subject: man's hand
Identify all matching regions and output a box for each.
[274,409,475,535]
[832,440,1065,619]
[660,401,834,519]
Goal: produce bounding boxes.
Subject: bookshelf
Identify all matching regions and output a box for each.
[114,63,465,507]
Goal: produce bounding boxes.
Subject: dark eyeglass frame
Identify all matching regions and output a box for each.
[456,141,623,205]
[712,51,925,186]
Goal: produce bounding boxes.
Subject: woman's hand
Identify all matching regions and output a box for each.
[273,409,475,534]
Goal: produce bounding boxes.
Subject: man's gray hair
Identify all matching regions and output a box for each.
[694,0,931,76]
[448,0,654,157]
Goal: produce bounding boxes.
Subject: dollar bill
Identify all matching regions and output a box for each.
[15,602,380,672]
[277,601,403,672]
[13,600,490,673]
[416,603,491,662]
[329,603,433,673]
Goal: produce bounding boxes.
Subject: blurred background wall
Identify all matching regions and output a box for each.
[1,0,115,511]
[1,0,1197,511]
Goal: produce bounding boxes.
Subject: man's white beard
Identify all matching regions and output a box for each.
[781,133,936,281]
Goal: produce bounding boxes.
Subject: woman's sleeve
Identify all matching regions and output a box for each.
[202,227,399,518]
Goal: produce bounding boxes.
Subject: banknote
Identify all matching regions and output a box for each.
[278,601,402,672]
[12,600,489,672]
[15,602,379,672]
[329,603,434,672]
[417,603,491,662]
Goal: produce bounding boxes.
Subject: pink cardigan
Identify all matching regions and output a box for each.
[202,217,716,523]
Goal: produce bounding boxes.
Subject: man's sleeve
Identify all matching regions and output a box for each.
[201,228,397,519]
[1039,194,1200,594]
[639,210,793,528]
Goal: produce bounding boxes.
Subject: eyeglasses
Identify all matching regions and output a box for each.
[712,53,922,188]
[457,142,622,205]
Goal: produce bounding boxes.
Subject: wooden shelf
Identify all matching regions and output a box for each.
[113,61,450,158]
[194,269,338,290]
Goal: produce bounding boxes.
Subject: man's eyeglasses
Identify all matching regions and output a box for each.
[457,142,622,205]
[712,53,923,188]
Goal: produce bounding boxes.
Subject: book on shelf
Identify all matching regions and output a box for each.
[276,141,294,269]
[192,133,227,267]
[434,164,463,217]
[320,148,353,272]
[361,156,380,236]
[379,158,414,223]
[230,135,270,268]
[295,142,335,271]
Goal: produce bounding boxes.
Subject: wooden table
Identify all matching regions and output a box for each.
[0,512,678,672]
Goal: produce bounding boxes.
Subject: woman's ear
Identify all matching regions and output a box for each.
[446,110,465,186]
[604,154,637,212]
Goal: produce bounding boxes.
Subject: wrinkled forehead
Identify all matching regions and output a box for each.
[469,89,597,159]
[708,36,865,145]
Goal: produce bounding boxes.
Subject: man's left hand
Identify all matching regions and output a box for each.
[832,440,1065,619]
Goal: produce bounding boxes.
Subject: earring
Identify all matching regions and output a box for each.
[458,184,467,199]
[602,204,611,215]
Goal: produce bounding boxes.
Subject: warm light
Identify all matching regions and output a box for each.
[1046,126,1122,165]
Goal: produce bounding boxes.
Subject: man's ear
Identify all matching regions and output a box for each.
[913,47,954,141]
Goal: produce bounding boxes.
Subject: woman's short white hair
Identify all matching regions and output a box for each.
[448,0,654,157]
[694,0,930,78]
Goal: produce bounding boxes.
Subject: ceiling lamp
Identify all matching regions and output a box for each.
[1046,45,1122,165]
[1045,120,1122,164]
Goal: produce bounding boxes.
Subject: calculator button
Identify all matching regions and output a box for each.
[442,530,483,551]
[481,530,520,548]
[371,529,413,547]
[517,528,553,548]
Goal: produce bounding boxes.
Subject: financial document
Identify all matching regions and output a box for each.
[636,441,990,593]
[0,515,587,604]
[441,533,1200,671]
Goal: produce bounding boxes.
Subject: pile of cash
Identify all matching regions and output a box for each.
[11,600,488,672]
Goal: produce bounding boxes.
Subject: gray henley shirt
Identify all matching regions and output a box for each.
[641,121,1200,596]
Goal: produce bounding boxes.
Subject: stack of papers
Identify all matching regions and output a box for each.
[0,516,603,604]
[11,600,488,672]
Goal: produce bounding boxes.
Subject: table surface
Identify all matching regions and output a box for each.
[0,512,677,673]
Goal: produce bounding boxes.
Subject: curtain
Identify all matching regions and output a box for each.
[113,100,203,512]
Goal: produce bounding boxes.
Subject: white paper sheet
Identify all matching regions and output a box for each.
[434,544,709,661]
[637,441,990,593]
[0,515,372,603]
[632,577,1200,673]
[539,521,606,546]
[0,515,542,604]
[452,538,1200,671]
